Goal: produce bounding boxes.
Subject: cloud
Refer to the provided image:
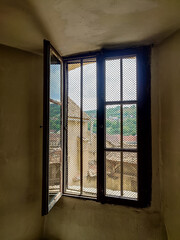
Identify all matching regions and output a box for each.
[50,64,61,101]
[50,58,137,111]
[68,62,97,111]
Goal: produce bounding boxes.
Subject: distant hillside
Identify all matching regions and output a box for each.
[85,105,136,136]
[86,105,136,119]
[49,103,136,136]
[50,104,61,132]
[85,109,96,118]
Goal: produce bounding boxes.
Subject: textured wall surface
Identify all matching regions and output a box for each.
[155,30,180,240]
[1,29,180,240]
[0,0,180,55]
[0,44,43,240]
[43,197,163,240]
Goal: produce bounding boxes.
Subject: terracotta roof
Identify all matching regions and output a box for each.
[49,97,90,120]
[106,134,120,147]
[106,134,137,146]
[123,135,137,142]
[49,148,62,163]
[50,98,62,106]
[68,97,90,120]
[106,152,137,164]
[49,133,60,141]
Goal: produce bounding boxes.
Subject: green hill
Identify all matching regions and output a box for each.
[86,105,136,136]
[49,104,136,136]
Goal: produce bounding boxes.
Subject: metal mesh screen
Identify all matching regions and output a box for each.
[122,57,137,101]
[65,55,137,200]
[106,105,121,148]
[106,59,121,101]
[105,56,137,200]
[48,52,62,203]
[82,59,97,197]
[65,59,97,197]
[123,152,137,199]
[123,104,137,149]
[106,151,121,196]
[66,62,81,194]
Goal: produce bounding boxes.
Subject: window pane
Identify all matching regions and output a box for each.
[50,54,61,101]
[65,59,97,197]
[106,105,121,148]
[105,59,121,101]
[106,151,121,197]
[122,57,137,101]
[49,52,62,204]
[82,59,97,197]
[123,152,138,199]
[123,104,137,149]
[66,62,81,194]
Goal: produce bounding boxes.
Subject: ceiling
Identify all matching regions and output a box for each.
[0,0,180,56]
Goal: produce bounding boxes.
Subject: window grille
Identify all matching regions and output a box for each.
[64,58,97,198]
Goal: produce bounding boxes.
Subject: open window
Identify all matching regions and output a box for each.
[42,40,63,215]
[42,43,151,214]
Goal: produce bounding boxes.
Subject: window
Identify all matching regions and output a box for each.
[64,58,97,198]
[42,41,63,215]
[42,41,151,215]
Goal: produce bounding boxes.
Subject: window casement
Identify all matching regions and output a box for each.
[42,41,63,215]
[42,40,152,215]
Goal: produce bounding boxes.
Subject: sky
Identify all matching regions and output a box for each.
[50,64,61,101]
[50,58,136,111]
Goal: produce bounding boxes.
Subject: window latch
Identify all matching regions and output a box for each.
[40,125,48,128]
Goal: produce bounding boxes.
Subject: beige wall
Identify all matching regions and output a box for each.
[154,30,180,240]
[0,44,43,240]
[1,30,180,240]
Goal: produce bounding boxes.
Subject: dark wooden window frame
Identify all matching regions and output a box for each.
[62,46,152,208]
[42,40,63,215]
[43,44,152,215]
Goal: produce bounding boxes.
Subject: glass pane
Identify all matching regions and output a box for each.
[82,59,97,197]
[50,54,61,101]
[123,104,137,149]
[105,59,121,101]
[123,152,137,199]
[106,151,121,197]
[49,52,62,204]
[66,62,81,194]
[122,57,137,101]
[106,105,121,148]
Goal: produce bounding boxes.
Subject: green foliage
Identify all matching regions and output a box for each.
[49,104,61,133]
[86,105,136,136]
[50,104,136,136]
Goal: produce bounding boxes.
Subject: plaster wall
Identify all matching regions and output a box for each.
[0,44,43,240]
[1,30,180,240]
[0,0,180,55]
[155,30,180,240]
